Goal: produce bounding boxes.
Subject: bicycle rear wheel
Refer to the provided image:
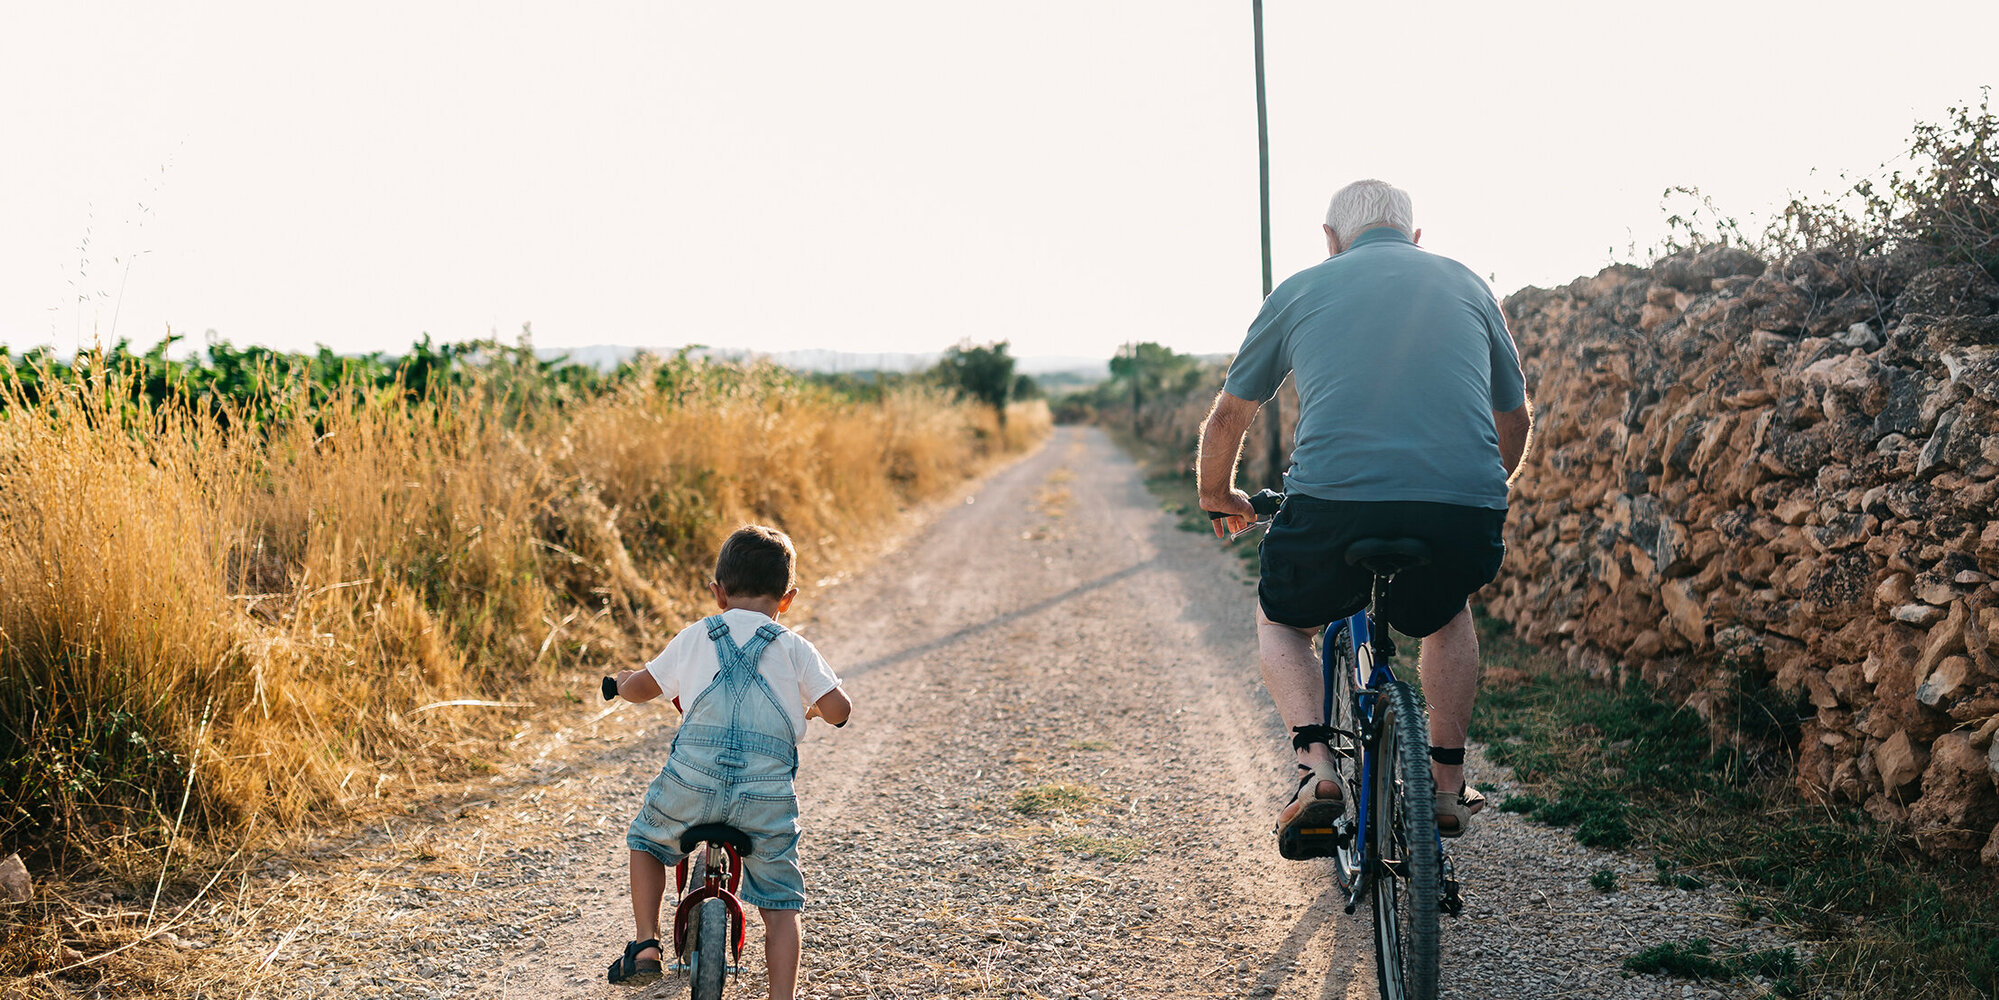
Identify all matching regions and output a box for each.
[1370,680,1440,1000]
[1325,624,1364,894]
[690,896,728,1000]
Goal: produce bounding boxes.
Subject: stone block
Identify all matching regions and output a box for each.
[1898,263,1999,318]
[1661,580,1708,646]
[0,854,28,904]
[1875,730,1927,792]
[1918,601,1971,676]
[1911,731,1999,857]
[1626,629,1665,660]
[1894,603,1947,626]
[1916,656,1976,709]
[1876,572,1915,612]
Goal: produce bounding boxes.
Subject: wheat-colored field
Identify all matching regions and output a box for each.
[0,357,1046,879]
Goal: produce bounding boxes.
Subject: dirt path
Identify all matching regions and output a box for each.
[174,427,1795,1000]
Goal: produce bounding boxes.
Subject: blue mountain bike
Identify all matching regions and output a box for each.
[1218,490,1464,1000]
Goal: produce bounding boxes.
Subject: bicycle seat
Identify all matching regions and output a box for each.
[679,823,754,857]
[1343,537,1432,576]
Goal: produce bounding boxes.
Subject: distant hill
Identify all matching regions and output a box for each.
[534,344,1111,383]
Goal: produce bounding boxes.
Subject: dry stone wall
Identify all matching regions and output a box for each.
[1489,247,1999,863]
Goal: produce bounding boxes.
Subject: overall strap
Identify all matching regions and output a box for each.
[735,621,787,665]
[703,615,752,679]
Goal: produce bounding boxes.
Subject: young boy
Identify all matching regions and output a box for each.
[605,525,853,998]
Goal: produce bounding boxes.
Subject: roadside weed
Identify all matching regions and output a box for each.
[1011,783,1098,817]
[1473,616,1999,1000]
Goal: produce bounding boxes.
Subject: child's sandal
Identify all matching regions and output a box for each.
[607,938,663,985]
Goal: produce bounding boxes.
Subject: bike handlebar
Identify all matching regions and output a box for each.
[602,675,619,701]
[1205,489,1286,520]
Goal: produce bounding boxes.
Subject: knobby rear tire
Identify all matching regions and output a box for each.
[1327,625,1364,894]
[691,896,728,1000]
[1370,679,1441,1000]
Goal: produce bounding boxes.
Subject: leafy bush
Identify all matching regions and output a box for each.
[1655,90,1998,278]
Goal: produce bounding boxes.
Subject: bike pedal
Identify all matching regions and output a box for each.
[1441,878,1465,916]
[1277,821,1352,861]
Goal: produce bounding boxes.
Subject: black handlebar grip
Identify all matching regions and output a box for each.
[602,676,618,701]
[1248,489,1286,515]
[1205,489,1288,519]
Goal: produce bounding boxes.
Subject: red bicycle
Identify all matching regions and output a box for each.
[601,676,747,1000]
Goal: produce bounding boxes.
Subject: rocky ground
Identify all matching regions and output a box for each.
[43,427,1803,1000]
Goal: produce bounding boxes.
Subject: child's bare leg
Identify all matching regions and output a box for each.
[629,850,667,960]
[761,908,800,1000]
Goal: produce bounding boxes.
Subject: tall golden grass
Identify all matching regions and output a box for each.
[0,359,1048,865]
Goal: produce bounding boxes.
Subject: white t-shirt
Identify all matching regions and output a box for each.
[643,608,841,740]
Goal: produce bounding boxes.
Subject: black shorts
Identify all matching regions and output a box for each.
[1258,496,1507,637]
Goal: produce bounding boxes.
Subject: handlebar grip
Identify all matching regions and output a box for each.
[1205,489,1287,519]
[601,676,618,701]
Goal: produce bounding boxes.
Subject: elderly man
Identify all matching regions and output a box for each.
[1198,179,1531,855]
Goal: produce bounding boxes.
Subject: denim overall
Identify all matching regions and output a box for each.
[627,615,806,909]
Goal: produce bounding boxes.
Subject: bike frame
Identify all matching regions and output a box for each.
[1324,605,1397,905]
[672,841,748,969]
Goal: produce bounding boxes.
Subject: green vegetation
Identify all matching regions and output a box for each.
[0,332,607,423]
[1656,90,1997,277]
[1475,617,1999,1000]
[1010,782,1098,817]
[1049,833,1149,862]
[934,340,1018,427]
[1623,938,1803,994]
[1054,341,1216,430]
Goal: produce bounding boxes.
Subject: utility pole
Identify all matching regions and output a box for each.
[1253,0,1285,488]
[1254,0,1272,301]
[1128,341,1141,431]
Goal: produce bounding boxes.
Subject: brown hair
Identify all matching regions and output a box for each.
[714,525,796,599]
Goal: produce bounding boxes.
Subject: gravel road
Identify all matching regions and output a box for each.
[181,427,1798,1000]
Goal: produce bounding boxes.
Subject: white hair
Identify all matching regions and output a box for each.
[1324,179,1414,246]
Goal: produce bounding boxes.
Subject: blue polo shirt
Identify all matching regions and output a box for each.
[1223,227,1525,510]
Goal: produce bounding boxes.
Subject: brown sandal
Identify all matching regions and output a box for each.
[1436,783,1486,838]
[1276,725,1350,860]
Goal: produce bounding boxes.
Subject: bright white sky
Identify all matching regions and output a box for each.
[3,2,1995,362]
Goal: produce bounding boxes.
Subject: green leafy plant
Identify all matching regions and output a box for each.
[1650,90,1999,278]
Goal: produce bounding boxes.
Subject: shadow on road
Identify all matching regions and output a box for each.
[841,557,1161,678]
[1245,882,1364,998]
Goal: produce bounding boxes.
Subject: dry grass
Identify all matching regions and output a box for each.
[0,359,1047,981]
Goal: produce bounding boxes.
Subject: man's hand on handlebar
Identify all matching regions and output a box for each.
[1200,487,1256,539]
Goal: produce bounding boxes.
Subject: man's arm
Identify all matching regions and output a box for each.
[1494,397,1533,483]
[1197,390,1261,535]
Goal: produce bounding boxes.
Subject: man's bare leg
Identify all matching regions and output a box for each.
[1257,605,1338,822]
[1418,605,1480,799]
